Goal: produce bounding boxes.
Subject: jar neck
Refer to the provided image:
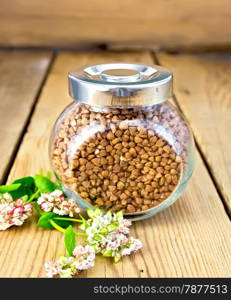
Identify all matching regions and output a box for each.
[77,103,164,114]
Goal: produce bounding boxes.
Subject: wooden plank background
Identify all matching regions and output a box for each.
[0,51,230,277]
[0,50,52,183]
[156,53,231,214]
[0,0,231,50]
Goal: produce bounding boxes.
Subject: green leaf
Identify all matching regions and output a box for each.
[37,212,56,229]
[64,225,76,257]
[37,212,71,229]
[103,249,112,257]
[11,176,36,200]
[34,175,61,193]
[54,219,72,229]
[0,183,21,193]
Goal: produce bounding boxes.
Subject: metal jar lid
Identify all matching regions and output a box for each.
[68,63,172,106]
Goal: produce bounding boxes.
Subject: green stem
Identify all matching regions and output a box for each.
[54,217,83,223]
[49,219,65,233]
[26,190,40,203]
[79,214,85,220]
[75,232,87,237]
[50,219,87,237]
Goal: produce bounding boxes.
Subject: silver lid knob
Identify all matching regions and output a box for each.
[100,68,141,82]
[68,63,172,106]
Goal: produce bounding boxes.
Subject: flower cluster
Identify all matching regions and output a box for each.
[37,190,80,217]
[45,245,95,278]
[0,193,33,230]
[81,209,142,262]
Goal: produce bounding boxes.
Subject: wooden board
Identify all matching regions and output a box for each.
[0,50,52,183]
[0,1,231,50]
[156,53,231,214]
[0,51,230,277]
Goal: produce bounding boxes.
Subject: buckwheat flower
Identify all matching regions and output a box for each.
[38,190,80,217]
[73,245,95,270]
[40,201,54,212]
[83,209,142,262]
[0,194,33,231]
[121,237,143,256]
[44,261,60,278]
[45,256,76,278]
[0,193,12,203]
[45,245,95,278]
[116,219,132,235]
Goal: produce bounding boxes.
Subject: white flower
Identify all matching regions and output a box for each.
[121,238,143,256]
[59,268,75,278]
[1,193,13,202]
[38,190,80,217]
[84,209,142,262]
[51,190,63,197]
[72,245,95,270]
[45,256,76,278]
[0,194,33,231]
[44,261,59,278]
[45,245,95,278]
[40,201,54,212]
[0,222,11,231]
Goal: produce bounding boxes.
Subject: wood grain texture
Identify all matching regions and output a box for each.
[156,53,231,214]
[0,51,230,277]
[0,0,231,49]
[0,50,52,183]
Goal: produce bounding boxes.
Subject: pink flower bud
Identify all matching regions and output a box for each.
[14,207,24,215]
[8,209,15,216]
[15,199,23,206]
[24,204,33,211]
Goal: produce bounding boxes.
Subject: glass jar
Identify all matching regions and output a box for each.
[50,63,195,221]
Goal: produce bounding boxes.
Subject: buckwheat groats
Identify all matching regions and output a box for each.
[50,63,195,218]
[51,103,190,213]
